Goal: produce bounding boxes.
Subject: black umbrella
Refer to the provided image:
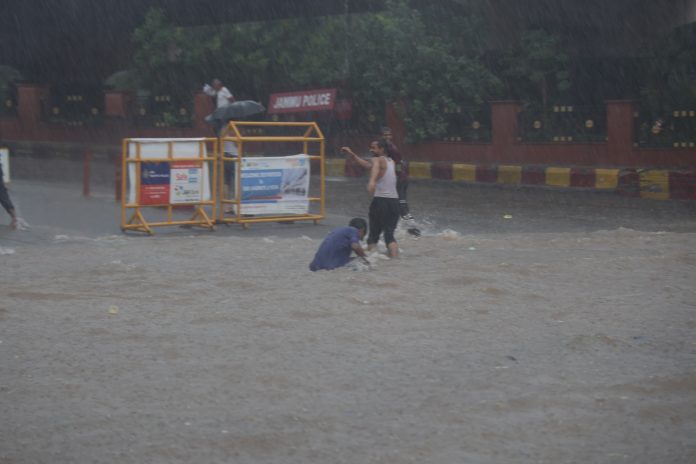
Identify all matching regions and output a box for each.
[205,100,266,132]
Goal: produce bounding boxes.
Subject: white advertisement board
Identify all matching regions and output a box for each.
[239,154,310,215]
[126,139,211,205]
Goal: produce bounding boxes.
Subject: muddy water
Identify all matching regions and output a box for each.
[1,178,695,463]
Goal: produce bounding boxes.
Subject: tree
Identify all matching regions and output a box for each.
[641,22,696,114]
[131,8,203,100]
[0,65,22,98]
[289,0,502,142]
[129,1,502,142]
[501,29,571,111]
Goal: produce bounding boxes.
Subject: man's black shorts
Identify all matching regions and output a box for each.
[367,196,400,245]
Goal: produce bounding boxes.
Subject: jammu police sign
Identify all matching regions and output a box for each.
[268,89,337,114]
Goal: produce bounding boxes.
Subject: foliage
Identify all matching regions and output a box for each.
[334,0,500,141]
[0,65,22,96]
[500,29,571,111]
[641,23,696,115]
[103,70,139,92]
[131,3,585,142]
[131,8,202,100]
[287,0,502,142]
[131,9,317,101]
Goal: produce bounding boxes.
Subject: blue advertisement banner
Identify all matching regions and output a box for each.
[141,162,170,185]
[241,170,283,200]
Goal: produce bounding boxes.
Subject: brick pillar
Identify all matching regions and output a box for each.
[606,100,637,166]
[17,84,49,133]
[491,101,521,163]
[194,91,215,134]
[104,91,132,117]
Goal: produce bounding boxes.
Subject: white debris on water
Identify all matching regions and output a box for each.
[53,234,93,242]
[107,260,140,271]
[395,217,435,238]
[0,246,15,255]
[438,228,461,240]
[95,235,128,242]
[51,234,131,243]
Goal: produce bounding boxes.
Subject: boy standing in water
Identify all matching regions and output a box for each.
[344,133,421,237]
[380,126,413,220]
[342,140,400,258]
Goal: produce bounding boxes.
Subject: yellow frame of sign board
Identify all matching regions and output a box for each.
[217,121,325,229]
[120,138,218,235]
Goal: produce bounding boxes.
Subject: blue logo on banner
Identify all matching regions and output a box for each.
[241,169,282,199]
[141,162,170,185]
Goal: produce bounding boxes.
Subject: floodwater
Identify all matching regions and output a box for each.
[2,177,696,463]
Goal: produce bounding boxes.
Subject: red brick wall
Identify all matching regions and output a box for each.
[2,85,696,170]
[384,99,696,169]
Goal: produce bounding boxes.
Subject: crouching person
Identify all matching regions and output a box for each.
[309,218,369,271]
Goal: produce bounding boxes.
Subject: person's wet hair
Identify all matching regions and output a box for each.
[349,217,367,232]
[375,139,388,151]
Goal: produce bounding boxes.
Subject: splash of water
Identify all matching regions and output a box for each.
[438,229,461,240]
[13,217,31,231]
[345,259,371,272]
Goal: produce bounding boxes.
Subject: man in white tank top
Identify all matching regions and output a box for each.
[342,140,400,258]
[343,136,421,238]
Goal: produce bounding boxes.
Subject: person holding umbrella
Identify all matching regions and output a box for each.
[203,78,235,109]
[203,79,237,206]
[203,96,266,211]
[219,124,239,209]
[205,100,266,126]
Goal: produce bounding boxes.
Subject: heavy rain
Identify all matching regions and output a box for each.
[1,1,696,463]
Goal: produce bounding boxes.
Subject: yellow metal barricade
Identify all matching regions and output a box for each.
[121,138,218,235]
[217,121,325,228]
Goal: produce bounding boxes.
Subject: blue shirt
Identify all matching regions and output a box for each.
[309,226,360,271]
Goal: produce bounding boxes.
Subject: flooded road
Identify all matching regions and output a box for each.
[2,177,696,463]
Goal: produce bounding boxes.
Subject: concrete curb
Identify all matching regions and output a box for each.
[324,159,696,200]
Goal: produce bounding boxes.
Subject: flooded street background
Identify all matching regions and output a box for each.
[2,176,696,463]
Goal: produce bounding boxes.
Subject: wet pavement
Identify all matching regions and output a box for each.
[2,176,696,464]
[2,176,696,242]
